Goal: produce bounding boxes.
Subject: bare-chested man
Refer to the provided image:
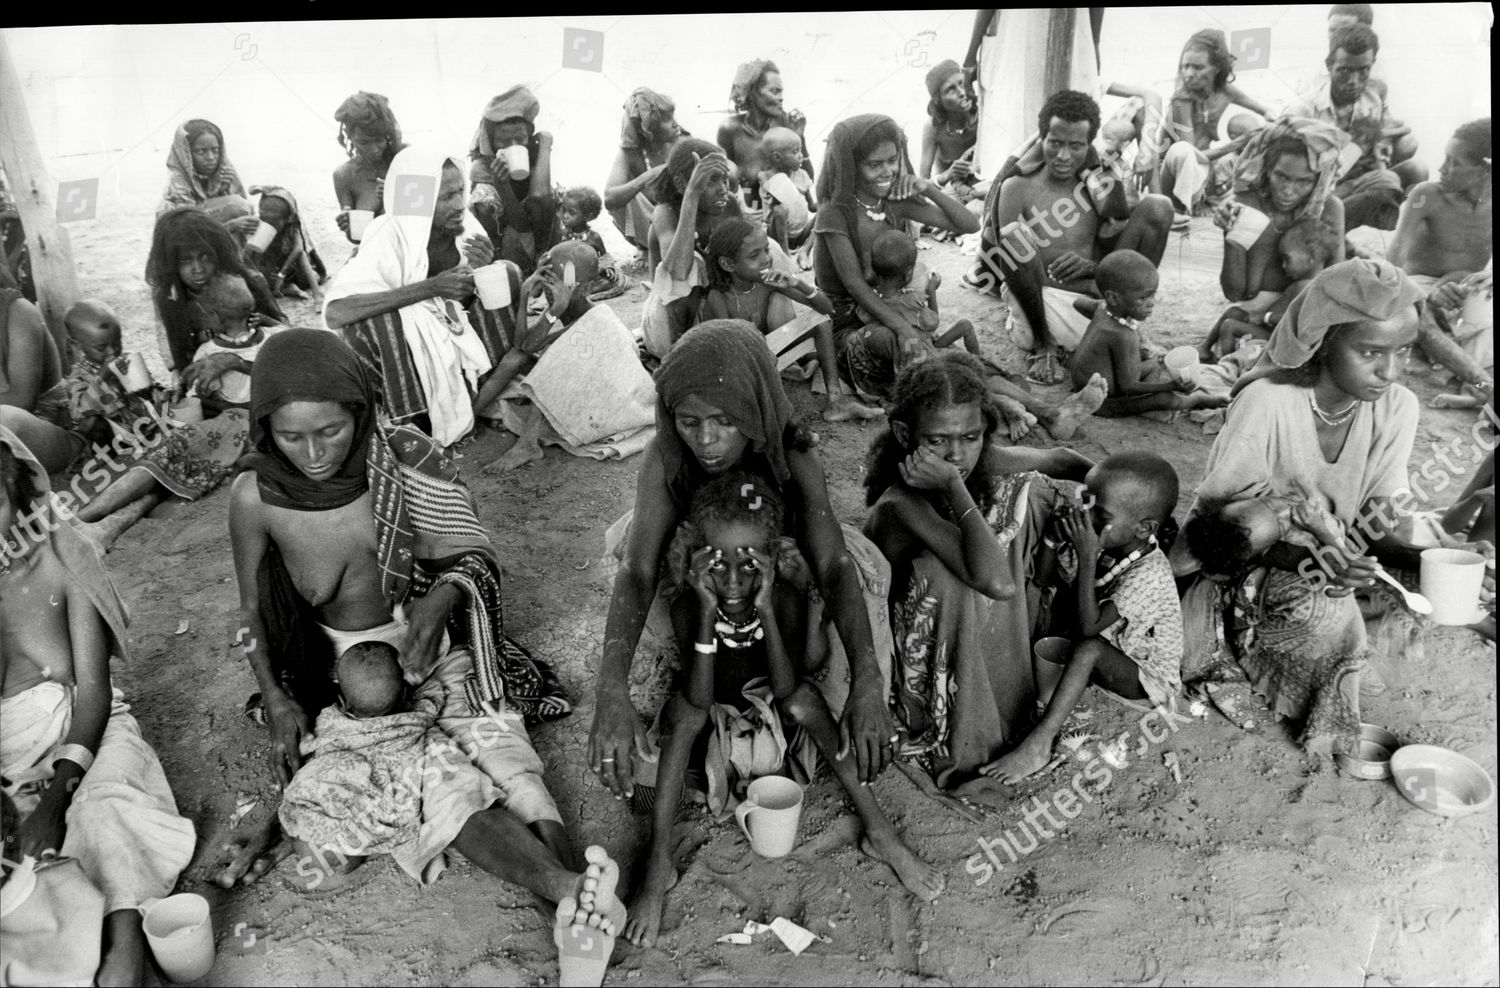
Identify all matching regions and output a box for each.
[975,89,1173,384]
[1284,23,1427,231]
[1389,118,1492,394]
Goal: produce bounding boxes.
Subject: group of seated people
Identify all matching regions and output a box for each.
[1,9,1494,985]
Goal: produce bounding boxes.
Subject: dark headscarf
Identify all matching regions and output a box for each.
[815,114,911,232]
[471,85,542,163]
[241,329,377,511]
[654,320,794,488]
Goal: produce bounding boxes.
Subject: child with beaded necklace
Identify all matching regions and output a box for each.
[982,451,1186,783]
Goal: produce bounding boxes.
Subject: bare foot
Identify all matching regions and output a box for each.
[1182,392,1230,410]
[213,815,290,888]
[554,895,616,988]
[823,393,886,423]
[979,735,1054,784]
[1044,373,1107,440]
[1026,348,1067,385]
[482,434,544,474]
[859,832,945,901]
[993,394,1037,441]
[573,845,626,934]
[623,852,679,947]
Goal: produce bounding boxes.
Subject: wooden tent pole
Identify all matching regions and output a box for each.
[0,32,79,371]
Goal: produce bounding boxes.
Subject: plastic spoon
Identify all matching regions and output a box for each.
[1372,567,1434,615]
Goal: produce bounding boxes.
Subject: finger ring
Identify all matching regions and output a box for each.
[888,734,901,745]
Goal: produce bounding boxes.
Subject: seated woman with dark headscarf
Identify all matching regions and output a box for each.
[1175,259,1426,760]
[332,91,406,243]
[592,323,909,898]
[468,85,560,276]
[148,207,284,384]
[158,118,261,242]
[605,88,685,251]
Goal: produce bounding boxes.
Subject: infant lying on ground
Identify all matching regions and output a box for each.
[278,641,501,887]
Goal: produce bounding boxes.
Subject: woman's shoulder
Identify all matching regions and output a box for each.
[1233,377,1304,412]
[1374,383,1419,420]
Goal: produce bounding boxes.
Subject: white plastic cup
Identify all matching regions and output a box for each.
[246,220,277,253]
[1226,206,1272,249]
[113,352,153,393]
[734,776,803,859]
[1033,637,1071,665]
[139,893,215,983]
[169,394,203,425]
[473,263,513,311]
[1420,548,1487,626]
[1164,346,1201,385]
[500,144,530,181]
[347,209,374,242]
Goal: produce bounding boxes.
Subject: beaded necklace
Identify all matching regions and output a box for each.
[714,607,765,648]
[1309,390,1358,427]
[1095,536,1155,588]
[854,194,888,223]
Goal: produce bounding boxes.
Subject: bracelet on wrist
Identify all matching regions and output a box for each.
[52,744,94,774]
[694,640,718,655]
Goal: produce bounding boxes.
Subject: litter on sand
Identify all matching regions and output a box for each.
[715,917,827,956]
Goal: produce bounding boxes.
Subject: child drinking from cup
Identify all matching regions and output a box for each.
[623,472,943,948]
[1070,250,1229,418]
[246,185,326,300]
[701,218,882,422]
[982,452,1185,783]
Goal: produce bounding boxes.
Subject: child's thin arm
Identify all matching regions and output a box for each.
[1059,504,1120,637]
[684,607,717,710]
[703,290,731,321]
[747,548,799,700]
[1112,331,1179,396]
[766,274,834,316]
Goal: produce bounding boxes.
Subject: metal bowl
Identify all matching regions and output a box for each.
[1333,724,1399,780]
[1390,744,1497,818]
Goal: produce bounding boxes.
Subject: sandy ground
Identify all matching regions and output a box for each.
[70,174,1500,987]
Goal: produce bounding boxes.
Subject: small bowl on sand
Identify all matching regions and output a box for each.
[1333,724,1399,780]
[1389,744,1496,818]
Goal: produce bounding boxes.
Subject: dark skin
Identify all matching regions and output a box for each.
[1219,153,1346,300]
[590,398,896,799]
[0,296,58,412]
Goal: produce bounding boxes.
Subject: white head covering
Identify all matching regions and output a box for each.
[323,145,492,446]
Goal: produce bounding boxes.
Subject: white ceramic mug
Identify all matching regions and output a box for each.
[501,144,530,181]
[1164,346,1201,385]
[113,352,153,393]
[734,776,803,859]
[347,209,374,242]
[168,394,203,425]
[1420,548,1487,625]
[473,263,513,311]
[246,220,277,253]
[139,893,214,983]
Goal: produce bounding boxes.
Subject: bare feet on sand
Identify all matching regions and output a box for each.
[1026,348,1068,386]
[1180,392,1229,411]
[980,735,1055,784]
[623,852,680,947]
[860,831,945,901]
[1044,373,1108,440]
[555,846,627,987]
[213,815,291,888]
[823,393,886,423]
[993,394,1038,441]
